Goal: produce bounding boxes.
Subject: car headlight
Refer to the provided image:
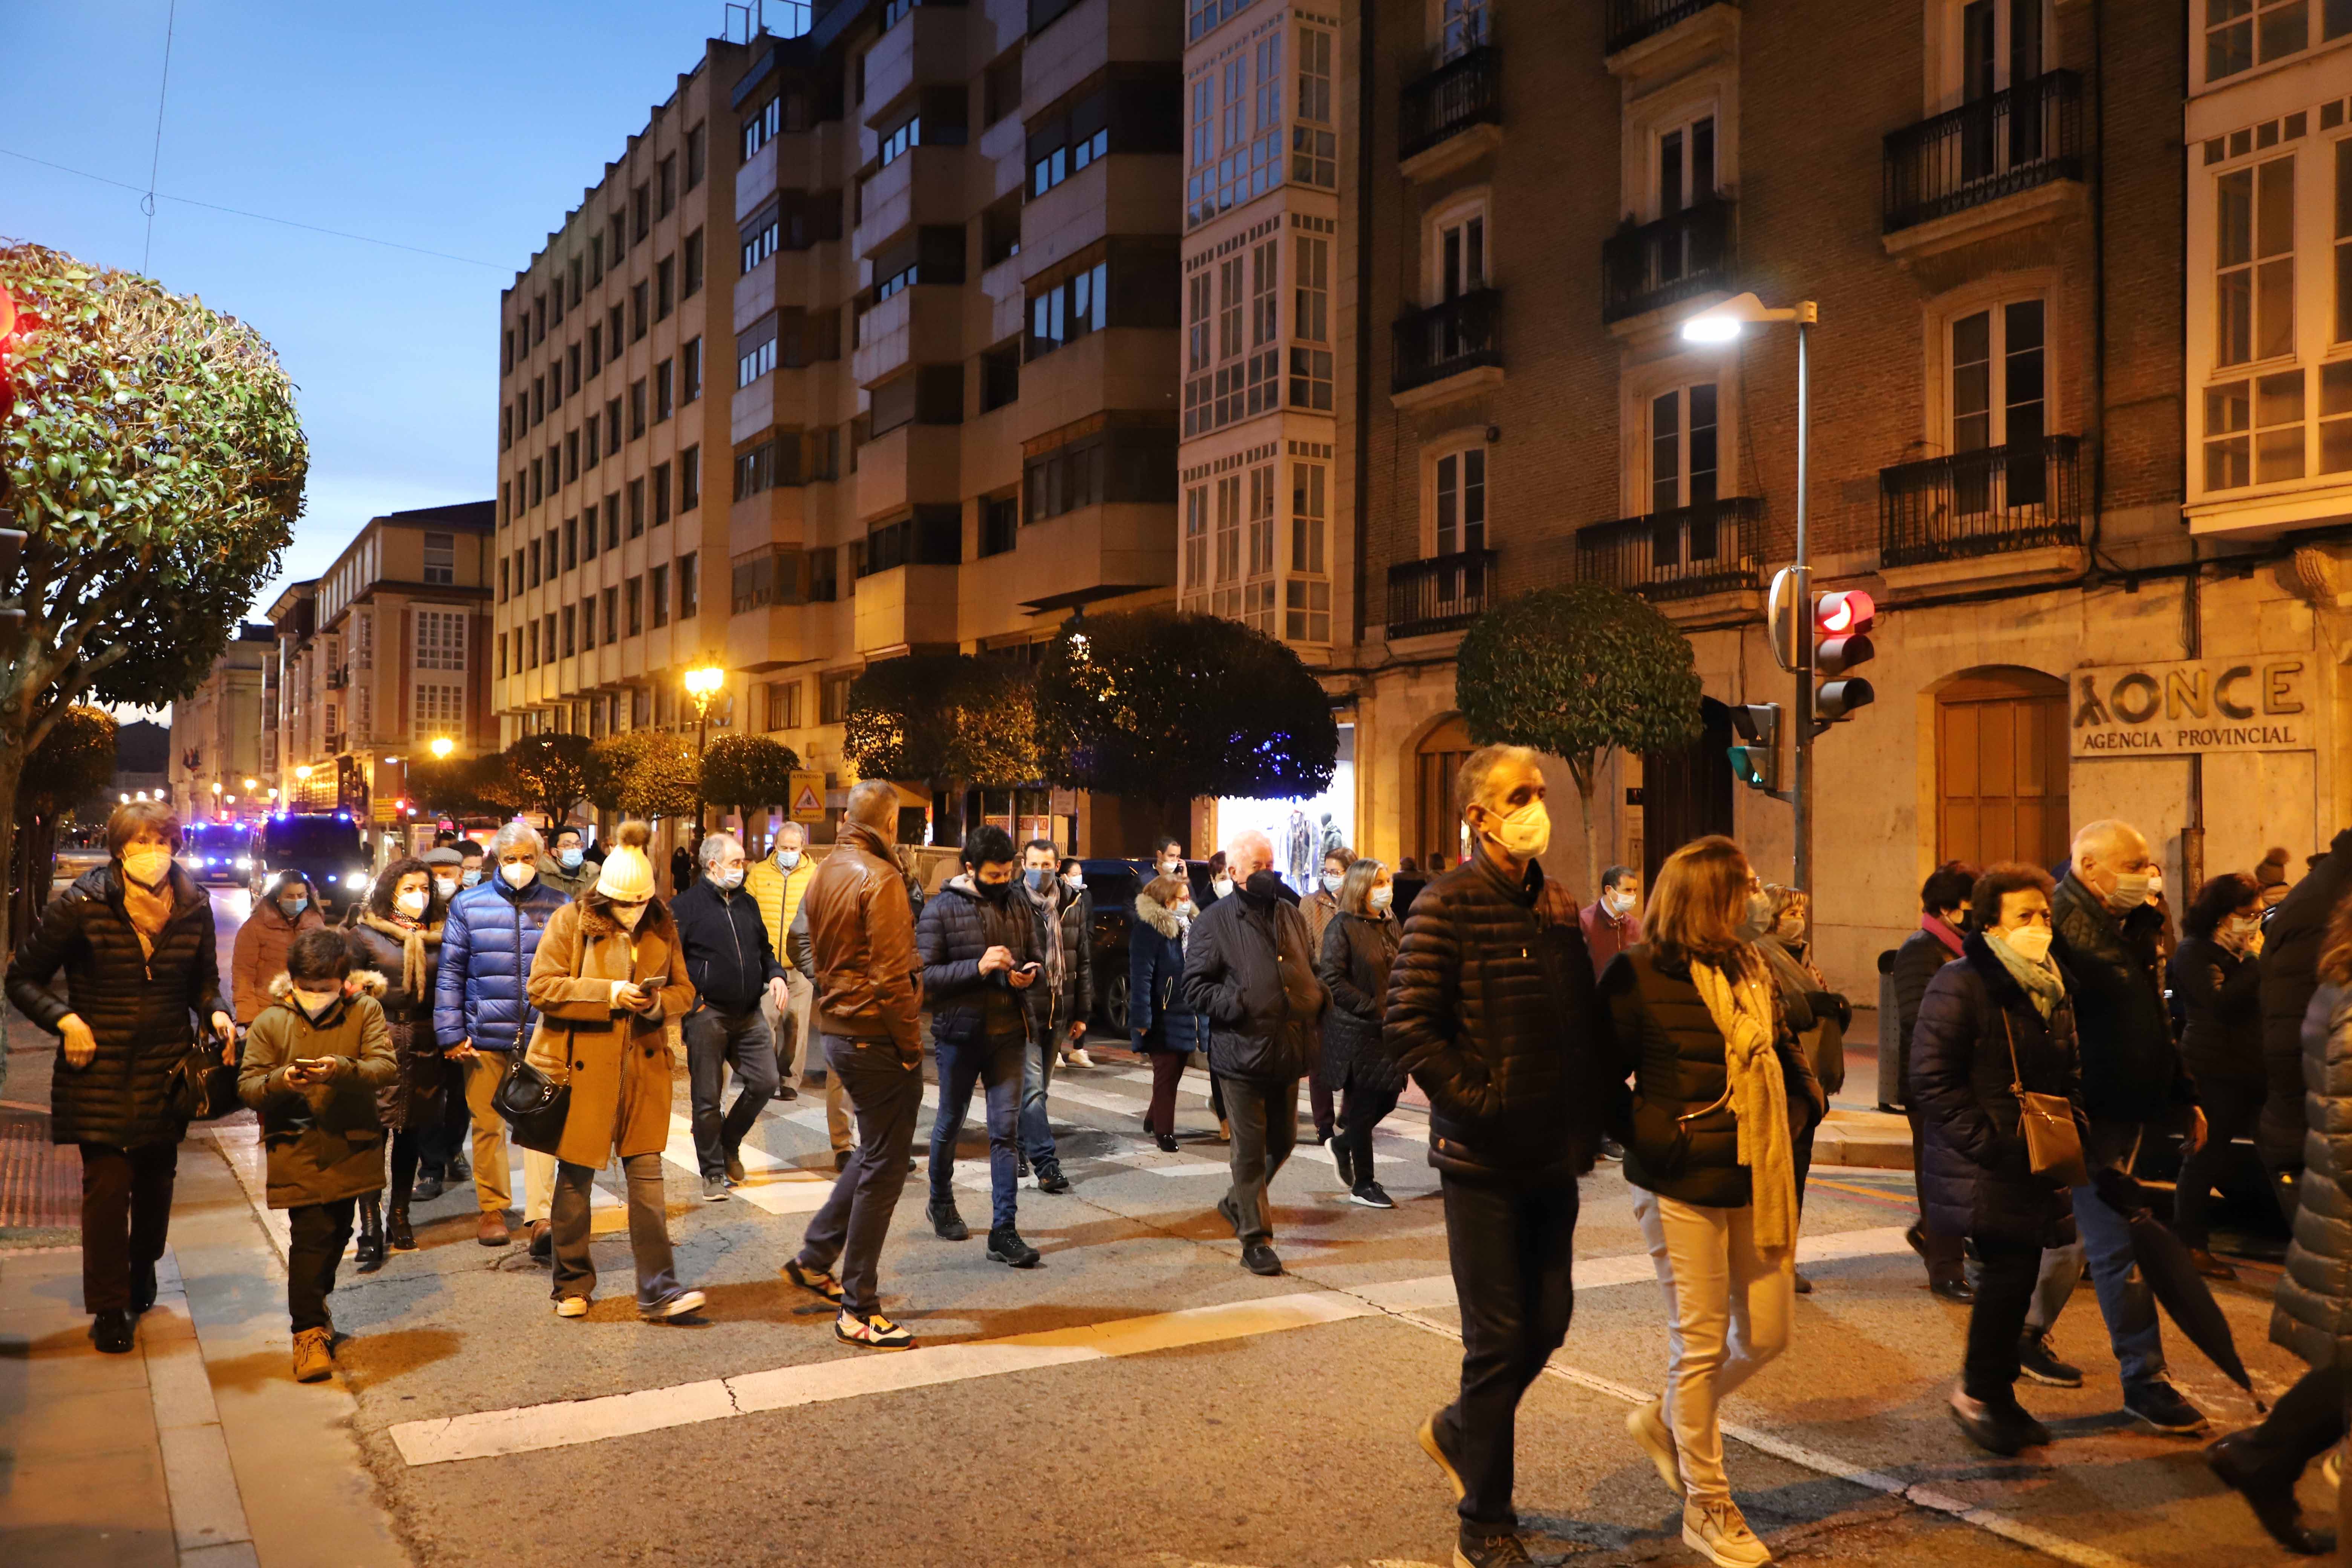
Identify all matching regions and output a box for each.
[236,858,251,870]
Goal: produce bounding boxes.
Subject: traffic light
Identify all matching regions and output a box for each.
[1814,589,1877,726]
[1726,702,1781,792]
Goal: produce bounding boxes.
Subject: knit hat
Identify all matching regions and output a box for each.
[595,821,657,901]
[2257,846,2291,888]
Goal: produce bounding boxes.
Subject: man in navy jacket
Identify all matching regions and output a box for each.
[672,831,789,1200]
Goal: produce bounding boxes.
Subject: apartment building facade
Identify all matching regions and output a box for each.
[168,623,273,817]
[493,38,749,761]
[306,502,498,828]
[259,580,320,810]
[1330,0,2352,993]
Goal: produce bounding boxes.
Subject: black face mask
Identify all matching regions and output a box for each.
[1240,870,1284,909]
[976,877,1013,903]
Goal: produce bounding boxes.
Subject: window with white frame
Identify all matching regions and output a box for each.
[1431,445,1487,558]
[1292,26,1336,188]
[1185,26,1284,229]
[1291,233,1332,410]
[1286,458,1329,643]
[1949,0,2047,101]
[1243,463,1277,634]
[1433,204,1487,302]
[1650,383,1720,511]
[1214,472,1242,618]
[413,683,463,741]
[1950,300,2046,454]
[1440,0,1491,61]
[1184,238,1280,436]
[1182,483,1210,603]
[423,532,455,585]
[415,609,467,671]
[2204,0,2349,83]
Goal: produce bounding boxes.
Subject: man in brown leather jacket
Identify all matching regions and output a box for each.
[782,781,926,1350]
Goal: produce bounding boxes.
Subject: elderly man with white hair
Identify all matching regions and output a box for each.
[2027,817,2213,1438]
[1181,825,1326,1277]
[434,818,572,1252]
[671,830,790,1201]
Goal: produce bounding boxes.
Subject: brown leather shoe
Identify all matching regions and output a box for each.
[527,1219,552,1261]
[477,1211,512,1247]
[2188,1247,2238,1282]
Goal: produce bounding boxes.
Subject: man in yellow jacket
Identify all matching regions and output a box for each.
[749,821,852,1161]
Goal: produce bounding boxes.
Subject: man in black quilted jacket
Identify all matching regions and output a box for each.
[1383,744,1611,1568]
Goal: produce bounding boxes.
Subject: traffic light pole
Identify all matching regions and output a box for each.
[1791,318,1813,902]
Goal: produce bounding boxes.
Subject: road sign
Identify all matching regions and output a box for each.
[789,770,826,823]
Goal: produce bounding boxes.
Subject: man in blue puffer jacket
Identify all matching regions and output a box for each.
[434,820,572,1252]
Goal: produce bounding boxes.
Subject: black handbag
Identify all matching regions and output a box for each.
[492,1055,571,1155]
[165,1035,240,1122]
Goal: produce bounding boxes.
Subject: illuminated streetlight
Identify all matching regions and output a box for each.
[210,781,223,795]
[429,736,455,760]
[295,764,313,782]
[683,663,726,847]
[119,792,129,804]
[243,777,258,792]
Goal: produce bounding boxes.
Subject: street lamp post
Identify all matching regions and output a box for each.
[1682,292,1820,896]
[683,663,726,850]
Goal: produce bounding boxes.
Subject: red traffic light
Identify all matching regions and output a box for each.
[1815,589,1876,637]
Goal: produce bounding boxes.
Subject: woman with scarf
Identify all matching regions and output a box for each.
[7,801,232,1354]
[1909,862,2091,1458]
[345,858,448,1267]
[1603,835,1822,1568]
[1316,856,1404,1207]
[1130,871,1208,1151]
[1756,885,1848,1291]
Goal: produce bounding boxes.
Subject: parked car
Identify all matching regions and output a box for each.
[250,811,372,922]
[1075,858,1215,1035]
[181,821,253,885]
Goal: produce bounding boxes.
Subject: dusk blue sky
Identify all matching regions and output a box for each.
[8,0,781,623]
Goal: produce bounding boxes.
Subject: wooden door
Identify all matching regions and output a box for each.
[1643,697,1735,889]
[1414,715,1473,870]
[1937,669,2069,872]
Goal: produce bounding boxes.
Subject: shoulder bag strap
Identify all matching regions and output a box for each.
[2001,1009,2026,1097]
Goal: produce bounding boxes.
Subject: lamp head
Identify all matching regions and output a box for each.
[430,737,455,759]
[1680,291,1816,343]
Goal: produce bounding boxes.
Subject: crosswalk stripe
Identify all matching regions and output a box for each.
[387,1289,1377,1466]
[661,1114,837,1215]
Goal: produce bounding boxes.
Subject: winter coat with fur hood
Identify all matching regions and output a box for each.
[1130,887,1208,1055]
[236,973,398,1208]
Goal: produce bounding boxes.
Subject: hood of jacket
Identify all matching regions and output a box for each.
[262,967,387,1025]
[1135,887,1185,940]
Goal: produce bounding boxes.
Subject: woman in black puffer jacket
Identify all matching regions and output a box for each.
[2168,872,2266,1277]
[1910,862,2089,1458]
[6,801,231,1354]
[345,858,447,1266]
[1316,856,1404,1208]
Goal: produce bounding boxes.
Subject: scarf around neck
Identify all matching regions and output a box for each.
[1689,951,1797,1256]
[1922,913,1966,957]
[1985,930,2064,1018]
[361,910,443,999]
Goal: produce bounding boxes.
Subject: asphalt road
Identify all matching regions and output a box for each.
[201,890,2328,1568]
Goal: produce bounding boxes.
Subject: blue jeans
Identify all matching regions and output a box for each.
[929,1033,1025,1231]
[2030,1118,2166,1387]
[1020,1026,1059,1165]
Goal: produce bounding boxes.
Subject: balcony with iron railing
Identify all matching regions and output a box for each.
[1883,71,2084,235]
[1399,41,1500,167]
[1393,288,1502,398]
[1577,496,1764,601]
[1605,0,1737,58]
[1387,548,1497,639]
[1879,435,2084,568]
[1602,199,1732,325]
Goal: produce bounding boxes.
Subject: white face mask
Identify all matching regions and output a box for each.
[1602,888,1637,919]
[122,844,175,886]
[461,868,482,887]
[396,889,430,919]
[1159,859,1184,879]
[2220,914,2262,951]
[2003,923,2055,965]
[2102,868,2151,914]
[501,860,537,890]
[1735,891,1775,942]
[1211,876,1234,898]
[291,986,341,1019]
[435,876,460,899]
[776,848,802,869]
[1321,872,1345,895]
[711,867,746,891]
[1063,873,1084,891]
[1369,886,1393,913]
[1173,902,1195,923]
[1479,799,1551,861]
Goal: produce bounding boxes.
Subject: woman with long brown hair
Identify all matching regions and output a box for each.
[2205,886,2352,1555]
[1601,835,1822,1568]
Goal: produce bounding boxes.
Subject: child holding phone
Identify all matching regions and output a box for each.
[236,929,397,1383]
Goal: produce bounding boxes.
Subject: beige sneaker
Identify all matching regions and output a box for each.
[291,1327,334,1383]
[1069,1047,1096,1068]
[1627,1397,1683,1496]
[1683,1498,1771,1567]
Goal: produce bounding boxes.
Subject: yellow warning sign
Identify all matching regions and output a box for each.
[789,770,827,823]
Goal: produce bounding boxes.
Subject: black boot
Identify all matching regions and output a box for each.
[2207,1432,2334,1555]
[129,1259,158,1314]
[387,1201,416,1251]
[354,1196,387,1274]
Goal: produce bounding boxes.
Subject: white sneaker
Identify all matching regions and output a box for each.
[645,1289,707,1321]
[1683,1499,1771,1567]
[1627,1398,1683,1496]
[554,1295,590,1318]
[1069,1047,1096,1068]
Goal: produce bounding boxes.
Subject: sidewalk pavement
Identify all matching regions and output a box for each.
[0,1122,411,1568]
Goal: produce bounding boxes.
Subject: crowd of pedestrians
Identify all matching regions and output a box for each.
[25,761,2352,1565]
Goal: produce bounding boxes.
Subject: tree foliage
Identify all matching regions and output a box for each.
[1035,611,1337,819]
[406,752,513,819]
[587,730,700,820]
[1455,583,1703,891]
[503,733,594,821]
[0,242,305,945]
[700,733,801,811]
[17,704,117,824]
[844,653,1038,789]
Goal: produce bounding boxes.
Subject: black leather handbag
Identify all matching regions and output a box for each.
[165,1035,240,1122]
[492,1055,570,1155]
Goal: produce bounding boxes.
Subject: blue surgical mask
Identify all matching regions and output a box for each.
[1023,867,1052,892]
[776,848,802,869]
[557,848,585,870]
[279,896,308,917]
[1321,873,1345,896]
[461,869,482,887]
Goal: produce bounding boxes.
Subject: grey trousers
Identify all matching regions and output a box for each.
[1220,1076,1300,1243]
[550,1152,679,1312]
[796,1036,922,1317]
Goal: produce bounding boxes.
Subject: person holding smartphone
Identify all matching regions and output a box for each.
[917,827,1044,1268]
